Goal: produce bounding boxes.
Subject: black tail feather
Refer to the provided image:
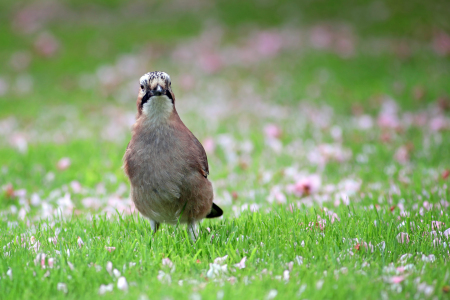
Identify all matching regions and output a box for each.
[206,203,223,218]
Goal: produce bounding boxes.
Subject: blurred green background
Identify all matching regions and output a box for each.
[1,0,449,115]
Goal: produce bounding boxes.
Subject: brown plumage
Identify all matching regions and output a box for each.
[123,71,222,240]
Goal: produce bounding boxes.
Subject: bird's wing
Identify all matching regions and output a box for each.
[191,134,209,178]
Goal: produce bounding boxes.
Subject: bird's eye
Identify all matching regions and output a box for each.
[140,84,144,90]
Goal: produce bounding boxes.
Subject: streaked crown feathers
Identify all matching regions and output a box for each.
[139,71,171,91]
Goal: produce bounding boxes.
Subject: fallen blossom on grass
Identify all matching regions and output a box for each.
[254,31,283,57]
[316,279,324,290]
[48,257,55,268]
[308,144,352,166]
[377,114,400,129]
[106,261,113,275]
[82,197,102,210]
[324,209,340,223]
[77,237,84,248]
[29,236,40,253]
[355,115,373,129]
[214,255,228,265]
[377,99,400,129]
[113,269,121,277]
[34,32,60,57]
[57,283,67,293]
[117,276,128,291]
[267,186,287,204]
[283,270,290,282]
[70,181,82,193]
[57,157,71,170]
[0,77,9,96]
[429,115,448,131]
[48,235,58,246]
[287,261,294,272]
[234,257,247,269]
[67,262,74,270]
[105,246,115,253]
[162,258,173,268]
[399,253,413,263]
[361,241,374,253]
[18,208,26,219]
[417,282,435,296]
[266,289,278,300]
[227,276,236,284]
[394,146,409,164]
[206,263,228,278]
[288,174,321,197]
[377,241,386,251]
[431,221,445,230]
[157,270,172,284]
[264,124,282,139]
[99,284,114,295]
[9,133,28,153]
[389,276,405,284]
[433,30,450,56]
[56,193,75,216]
[265,137,283,153]
[396,232,409,244]
[3,183,15,198]
[442,170,450,180]
[443,228,450,239]
[421,254,436,263]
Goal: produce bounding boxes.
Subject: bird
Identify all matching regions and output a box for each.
[123,71,223,241]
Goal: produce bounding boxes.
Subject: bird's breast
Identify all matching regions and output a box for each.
[125,123,191,201]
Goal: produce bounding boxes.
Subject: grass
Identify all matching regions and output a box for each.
[1,0,450,299]
[2,207,449,299]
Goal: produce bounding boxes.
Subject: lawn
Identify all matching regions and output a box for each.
[1,0,450,299]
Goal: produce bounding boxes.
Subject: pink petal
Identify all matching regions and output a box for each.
[162,258,173,268]
[390,276,405,284]
[77,237,84,248]
[234,256,247,269]
[433,31,450,56]
[394,146,409,164]
[57,157,71,170]
[34,32,59,57]
[432,221,445,230]
[264,124,282,139]
[396,232,409,244]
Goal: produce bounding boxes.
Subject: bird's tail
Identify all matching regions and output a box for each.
[206,203,223,218]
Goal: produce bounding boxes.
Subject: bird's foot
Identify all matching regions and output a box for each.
[150,219,160,234]
[187,222,198,242]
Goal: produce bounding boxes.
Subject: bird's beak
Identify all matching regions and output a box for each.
[149,84,164,97]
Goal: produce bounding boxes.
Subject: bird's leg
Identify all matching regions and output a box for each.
[187,221,198,242]
[150,219,160,234]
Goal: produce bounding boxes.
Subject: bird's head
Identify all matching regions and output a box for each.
[137,71,176,120]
